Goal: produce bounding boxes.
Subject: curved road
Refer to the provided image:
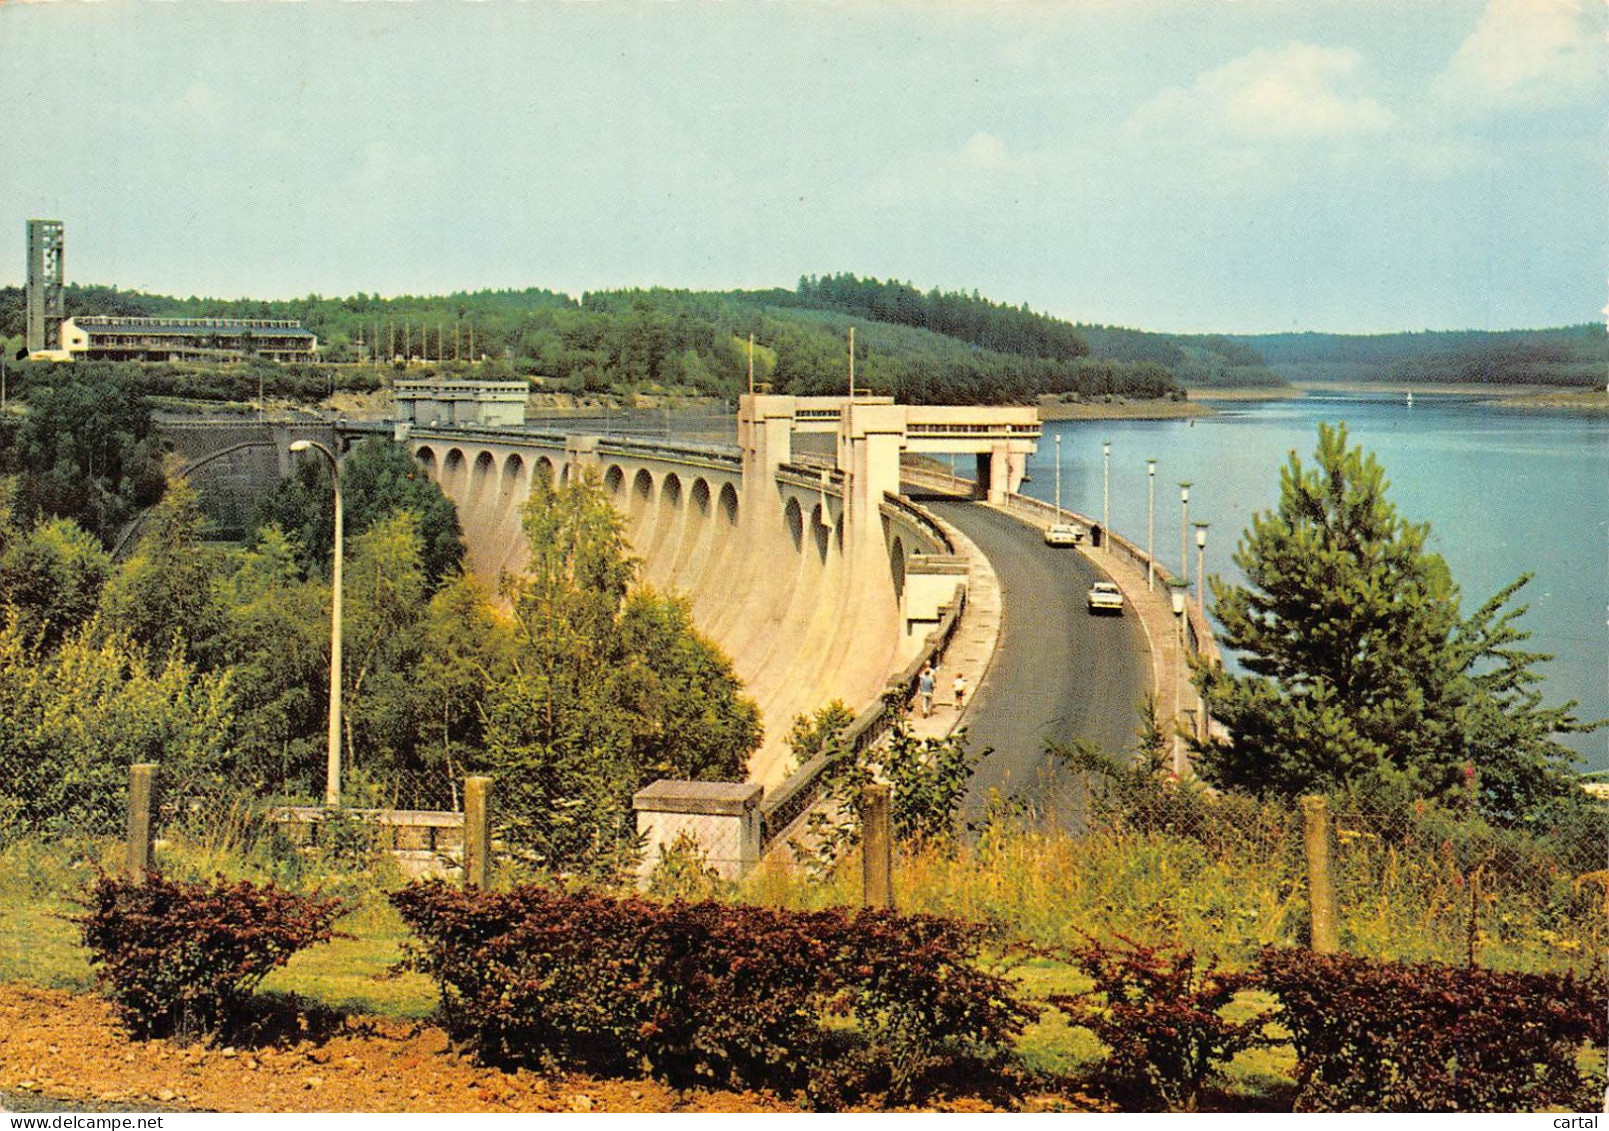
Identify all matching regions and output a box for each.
[924,499,1151,823]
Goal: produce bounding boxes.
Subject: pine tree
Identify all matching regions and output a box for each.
[1196,422,1595,819]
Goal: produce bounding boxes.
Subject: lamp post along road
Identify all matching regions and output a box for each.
[290,439,344,809]
[1146,460,1156,590]
[1179,482,1192,587]
[1054,433,1062,517]
[1195,523,1209,621]
[1170,585,1187,776]
[1102,440,1111,553]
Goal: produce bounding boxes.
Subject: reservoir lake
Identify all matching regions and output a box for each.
[1018,392,1608,774]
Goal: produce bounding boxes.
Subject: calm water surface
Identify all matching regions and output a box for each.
[1019,394,1608,773]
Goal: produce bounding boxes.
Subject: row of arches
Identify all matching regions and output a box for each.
[411,439,924,788]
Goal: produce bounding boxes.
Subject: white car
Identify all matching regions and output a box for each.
[1044,522,1085,547]
[1087,581,1125,614]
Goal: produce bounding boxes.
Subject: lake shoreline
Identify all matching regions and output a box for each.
[1037,397,1215,420]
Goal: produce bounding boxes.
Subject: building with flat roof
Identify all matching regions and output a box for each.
[56,316,318,362]
[394,379,530,427]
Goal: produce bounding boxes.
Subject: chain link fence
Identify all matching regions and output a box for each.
[2,741,1602,989]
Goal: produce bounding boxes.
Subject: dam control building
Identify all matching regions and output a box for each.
[56,315,318,362]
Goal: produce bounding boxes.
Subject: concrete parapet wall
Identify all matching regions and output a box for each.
[268,805,464,882]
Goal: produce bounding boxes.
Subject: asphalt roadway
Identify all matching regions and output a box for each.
[924,499,1152,826]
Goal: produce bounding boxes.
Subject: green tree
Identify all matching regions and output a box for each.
[339,510,431,801]
[255,437,464,587]
[212,525,328,796]
[414,571,516,807]
[1196,423,1595,819]
[484,471,758,872]
[616,589,763,781]
[96,477,224,665]
[1,369,165,544]
[0,516,112,648]
[0,613,235,836]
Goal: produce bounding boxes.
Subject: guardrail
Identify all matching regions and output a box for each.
[899,465,979,498]
[758,580,967,848]
[776,462,845,495]
[879,492,955,554]
[594,433,743,468]
[268,806,464,852]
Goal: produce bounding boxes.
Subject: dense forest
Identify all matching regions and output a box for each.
[1235,325,1606,386]
[0,275,1291,403]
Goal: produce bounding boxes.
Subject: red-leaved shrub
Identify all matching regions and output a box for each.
[1048,934,1270,1111]
[76,871,346,1040]
[390,881,1034,1107]
[1257,947,1608,1112]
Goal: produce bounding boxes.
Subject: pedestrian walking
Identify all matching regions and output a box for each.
[953,672,968,712]
[917,664,935,718]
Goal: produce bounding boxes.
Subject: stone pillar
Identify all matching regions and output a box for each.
[987,444,1015,504]
[737,394,796,531]
[633,780,764,883]
[565,433,601,481]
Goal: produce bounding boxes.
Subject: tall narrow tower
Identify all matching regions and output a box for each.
[26,220,65,353]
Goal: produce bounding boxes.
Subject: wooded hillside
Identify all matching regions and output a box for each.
[1236,325,1605,386]
[0,274,1285,403]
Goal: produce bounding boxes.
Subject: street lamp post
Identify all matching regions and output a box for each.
[289,439,344,809]
[1170,585,1187,776]
[1179,482,1192,586]
[1102,440,1111,553]
[1054,433,1062,518]
[1194,522,1209,621]
[1146,460,1156,590]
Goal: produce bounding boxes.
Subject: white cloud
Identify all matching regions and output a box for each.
[1432,0,1603,108]
[864,132,1033,206]
[1128,42,1395,143]
[958,132,1015,172]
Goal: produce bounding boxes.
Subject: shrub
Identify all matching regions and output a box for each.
[75,870,346,1040]
[1048,935,1269,1111]
[1256,947,1608,1111]
[390,881,1035,1107]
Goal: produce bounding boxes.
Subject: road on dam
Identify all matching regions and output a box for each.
[925,499,1152,824]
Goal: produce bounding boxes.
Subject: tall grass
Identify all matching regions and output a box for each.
[742,788,1606,975]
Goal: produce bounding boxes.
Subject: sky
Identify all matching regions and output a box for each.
[1,0,1603,334]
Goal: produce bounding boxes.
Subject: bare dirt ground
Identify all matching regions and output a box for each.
[0,985,1084,1113]
[0,985,802,1113]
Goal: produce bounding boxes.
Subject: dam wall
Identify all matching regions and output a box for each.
[407,426,953,788]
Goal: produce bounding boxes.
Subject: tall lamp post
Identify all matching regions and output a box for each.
[1054,433,1063,517]
[1146,459,1157,590]
[289,439,344,809]
[1101,439,1111,552]
[1170,585,1187,776]
[1194,522,1209,620]
[1179,481,1192,586]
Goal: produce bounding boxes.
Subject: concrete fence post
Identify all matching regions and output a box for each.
[464,775,492,890]
[861,783,893,910]
[1300,794,1340,953]
[127,763,158,884]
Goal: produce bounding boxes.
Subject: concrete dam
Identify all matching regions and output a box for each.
[408,394,1040,787]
